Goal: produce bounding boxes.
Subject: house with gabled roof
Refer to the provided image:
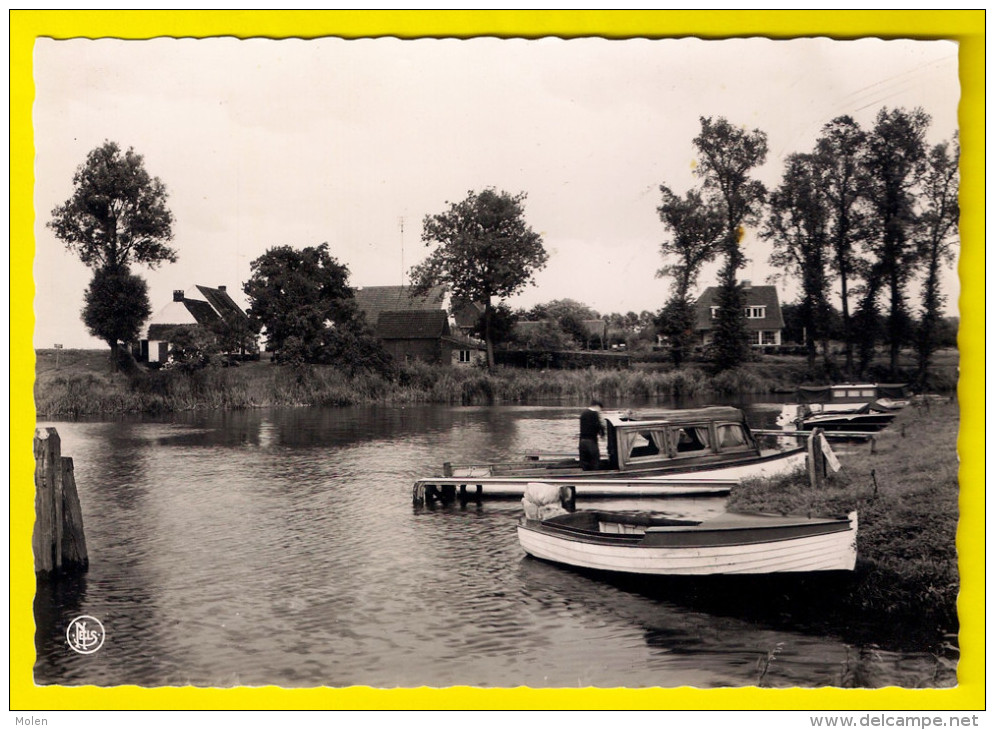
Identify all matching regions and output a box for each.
[140,285,257,363]
[377,310,485,365]
[694,281,785,348]
[352,285,485,365]
[352,285,448,330]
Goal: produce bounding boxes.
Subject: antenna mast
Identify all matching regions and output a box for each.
[399,216,405,288]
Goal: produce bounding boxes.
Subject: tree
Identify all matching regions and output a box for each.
[48,141,176,271]
[692,117,769,370]
[862,107,931,375]
[81,265,152,354]
[243,243,371,365]
[763,153,832,373]
[655,184,724,366]
[411,189,548,368]
[914,134,959,387]
[815,116,870,377]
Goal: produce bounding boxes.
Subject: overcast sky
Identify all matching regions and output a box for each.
[33,36,960,348]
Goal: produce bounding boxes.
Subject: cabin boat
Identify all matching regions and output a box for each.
[776,383,909,432]
[412,407,807,504]
[517,509,858,575]
[796,383,909,414]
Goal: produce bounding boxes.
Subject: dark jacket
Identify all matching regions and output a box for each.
[579,409,605,440]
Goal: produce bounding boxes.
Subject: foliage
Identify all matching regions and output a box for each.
[508,319,575,351]
[692,117,768,370]
[411,188,548,367]
[81,265,152,353]
[48,141,176,271]
[655,185,724,301]
[654,297,697,367]
[163,325,221,372]
[763,153,832,373]
[472,302,518,349]
[244,243,368,364]
[913,134,960,387]
[862,107,931,375]
[816,116,870,376]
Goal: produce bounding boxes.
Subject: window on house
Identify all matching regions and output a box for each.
[745,306,766,319]
[710,306,719,319]
[459,350,472,363]
[749,331,761,345]
[762,331,777,345]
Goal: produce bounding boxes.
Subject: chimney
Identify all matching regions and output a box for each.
[218,285,226,292]
[173,290,185,302]
[742,280,752,290]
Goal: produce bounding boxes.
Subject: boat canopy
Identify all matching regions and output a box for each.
[602,406,746,428]
[796,383,907,405]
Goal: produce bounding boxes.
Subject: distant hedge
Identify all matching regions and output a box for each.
[495,350,631,370]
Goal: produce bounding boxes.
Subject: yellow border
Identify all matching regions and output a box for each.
[11,9,984,711]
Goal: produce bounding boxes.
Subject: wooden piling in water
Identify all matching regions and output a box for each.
[33,427,88,575]
[807,428,825,489]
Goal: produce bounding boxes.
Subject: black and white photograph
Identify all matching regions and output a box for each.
[27,29,967,697]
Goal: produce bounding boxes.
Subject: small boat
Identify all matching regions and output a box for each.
[776,383,908,433]
[412,406,807,504]
[796,383,909,414]
[778,403,897,432]
[517,509,858,575]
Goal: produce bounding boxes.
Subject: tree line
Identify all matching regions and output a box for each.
[51,108,958,384]
[656,109,959,384]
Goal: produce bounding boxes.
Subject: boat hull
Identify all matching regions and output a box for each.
[413,448,807,504]
[518,511,858,575]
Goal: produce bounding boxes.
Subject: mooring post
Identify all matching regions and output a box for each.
[33,427,88,574]
[807,428,824,489]
[60,457,89,569]
[33,428,64,573]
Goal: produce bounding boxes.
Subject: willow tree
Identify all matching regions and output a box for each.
[654,185,724,366]
[692,117,769,370]
[411,189,547,368]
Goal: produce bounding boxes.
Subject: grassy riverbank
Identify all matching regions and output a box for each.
[33,349,788,417]
[33,348,957,417]
[728,399,960,649]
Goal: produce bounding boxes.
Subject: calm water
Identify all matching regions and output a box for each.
[34,401,953,689]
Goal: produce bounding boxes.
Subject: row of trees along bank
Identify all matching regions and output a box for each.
[655,110,958,385]
[48,105,957,384]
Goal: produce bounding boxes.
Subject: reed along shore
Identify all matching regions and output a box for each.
[35,350,790,417]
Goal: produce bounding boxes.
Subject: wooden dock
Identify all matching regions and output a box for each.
[412,475,736,506]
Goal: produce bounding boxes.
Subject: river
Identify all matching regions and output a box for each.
[33,400,953,689]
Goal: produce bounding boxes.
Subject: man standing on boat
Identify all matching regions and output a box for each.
[579,400,605,470]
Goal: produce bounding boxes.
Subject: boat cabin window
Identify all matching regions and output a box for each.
[619,429,665,461]
[833,387,876,399]
[673,426,711,454]
[716,423,749,449]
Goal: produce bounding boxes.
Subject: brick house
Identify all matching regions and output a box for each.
[376,310,485,365]
[694,282,784,348]
[353,285,485,365]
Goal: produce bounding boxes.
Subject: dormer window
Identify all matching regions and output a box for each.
[710,306,719,319]
[745,306,766,319]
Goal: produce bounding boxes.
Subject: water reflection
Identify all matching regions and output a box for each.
[32,401,950,689]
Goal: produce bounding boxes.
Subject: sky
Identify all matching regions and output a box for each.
[32,36,961,348]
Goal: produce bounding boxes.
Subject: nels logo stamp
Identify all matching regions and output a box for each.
[67,615,105,655]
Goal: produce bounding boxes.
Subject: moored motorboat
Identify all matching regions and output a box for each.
[412,406,807,504]
[517,508,858,575]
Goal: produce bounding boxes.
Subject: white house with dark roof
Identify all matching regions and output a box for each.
[694,281,785,348]
[140,285,256,363]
